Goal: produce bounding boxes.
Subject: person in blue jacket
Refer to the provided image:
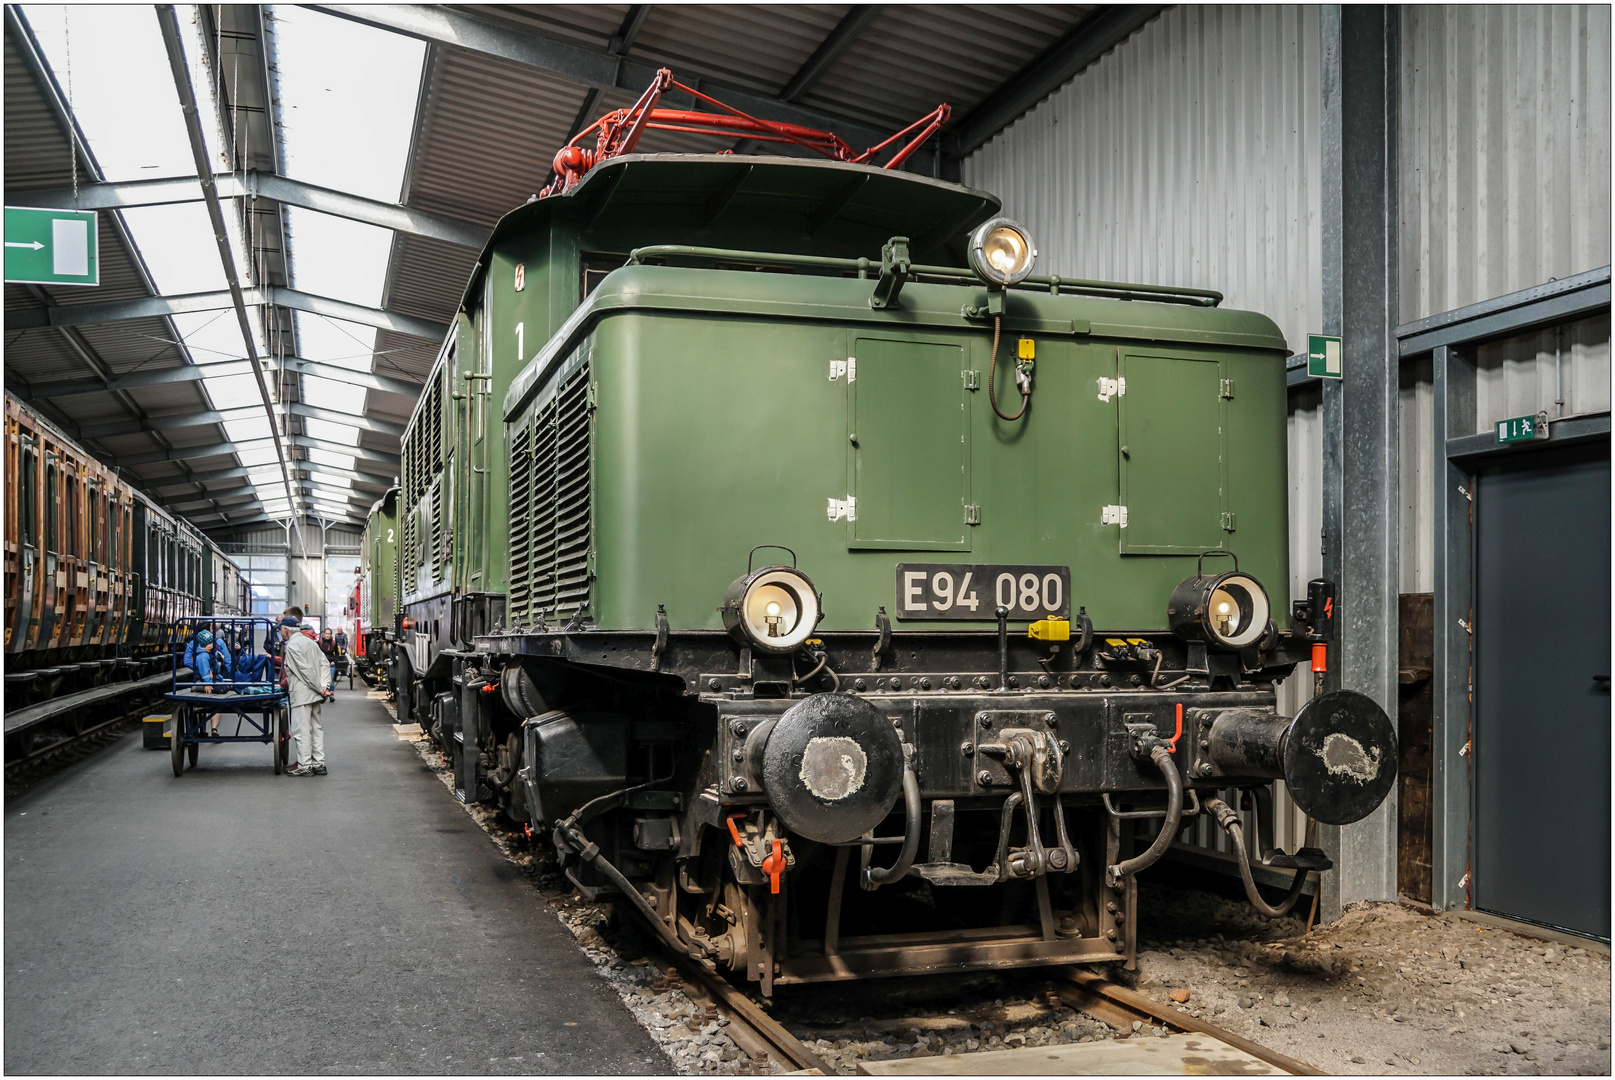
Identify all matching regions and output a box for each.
[184,629,234,735]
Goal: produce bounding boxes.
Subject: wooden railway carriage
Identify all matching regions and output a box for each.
[391,152,1397,990]
[5,392,234,692]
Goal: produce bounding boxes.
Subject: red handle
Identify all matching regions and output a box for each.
[761,838,787,895]
[1164,703,1184,753]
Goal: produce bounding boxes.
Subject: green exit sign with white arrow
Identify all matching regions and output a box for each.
[4,206,98,287]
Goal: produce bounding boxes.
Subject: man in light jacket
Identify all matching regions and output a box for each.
[279,612,332,776]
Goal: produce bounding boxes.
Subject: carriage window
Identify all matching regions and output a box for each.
[19,447,35,542]
[45,462,57,551]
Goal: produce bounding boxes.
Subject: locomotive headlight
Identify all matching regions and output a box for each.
[1168,564,1271,650]
[969,217,1036,287]
[722,565,821,653]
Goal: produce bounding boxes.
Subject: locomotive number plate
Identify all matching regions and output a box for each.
[895,564,1071,621]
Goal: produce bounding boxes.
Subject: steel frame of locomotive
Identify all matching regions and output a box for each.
[3,392,249,714]
[380,147,1397,992]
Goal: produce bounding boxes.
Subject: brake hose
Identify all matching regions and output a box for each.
[988,315,1030,422]
[1205,797,1310,917]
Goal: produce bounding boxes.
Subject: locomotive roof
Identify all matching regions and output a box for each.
[457,155,1003,311]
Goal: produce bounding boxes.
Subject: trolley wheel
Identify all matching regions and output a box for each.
[186,740,199,768]
[170,713,185,778]
[275,709,289,775]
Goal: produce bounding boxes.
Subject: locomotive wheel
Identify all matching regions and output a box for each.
[170,715,185,778]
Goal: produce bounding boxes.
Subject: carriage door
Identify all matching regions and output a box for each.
[847,337,971,550]
[1116,352,1228,554]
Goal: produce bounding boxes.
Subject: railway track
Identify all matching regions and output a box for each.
[640,934,1319,1076]
[650,948,833,1074]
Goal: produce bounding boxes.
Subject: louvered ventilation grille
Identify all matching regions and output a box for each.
[513,366,591,625]
[507,423,533,622]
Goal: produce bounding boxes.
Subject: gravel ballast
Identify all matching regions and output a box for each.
[395,710,1610,1077]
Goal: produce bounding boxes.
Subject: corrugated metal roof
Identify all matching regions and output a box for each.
[8,3,1122,537]
[802,5,1092,132]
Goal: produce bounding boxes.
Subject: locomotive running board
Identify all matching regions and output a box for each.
[773,927,1123,984]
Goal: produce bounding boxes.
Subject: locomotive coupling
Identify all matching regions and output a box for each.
[1198,688,1397,826]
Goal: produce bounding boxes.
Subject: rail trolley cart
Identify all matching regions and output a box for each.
[163,617,290,777]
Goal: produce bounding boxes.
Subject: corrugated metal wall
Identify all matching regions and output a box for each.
[1398,5,1612,595]
[961,5,1323,354]
[1399,5,1612,322]
[963,4,1610,871]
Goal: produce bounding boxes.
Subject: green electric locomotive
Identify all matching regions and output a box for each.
[389,83,1395,989]
[356,486,399,687]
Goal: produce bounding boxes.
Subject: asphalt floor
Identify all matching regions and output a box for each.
[4,688,666,1074]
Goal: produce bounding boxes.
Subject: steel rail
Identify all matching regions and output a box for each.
[1059,967,1323,1076]
[652,946,832,1073]
[155,5,304,546]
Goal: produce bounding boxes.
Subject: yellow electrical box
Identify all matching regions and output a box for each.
[1017,338,1035,360]
[1028,617,1069,642]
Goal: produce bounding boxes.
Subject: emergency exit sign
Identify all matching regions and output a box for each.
[4,206,98,286]
[1496,412,1549,444]
[1307,334,1342,380]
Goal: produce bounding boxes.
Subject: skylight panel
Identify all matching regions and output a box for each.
[303,472,355,490]
[295,313,376,373]
[200,372,269,411]
[304,447,358,471]
[170,311,264,364]
[119,204,228,295]
[223,416,274,444]
[285,208,393,308]
[22,6,195,182]
[300,375,367,416]
[235,445,282,467]
[302,418,361,446]
[268,6,425,203]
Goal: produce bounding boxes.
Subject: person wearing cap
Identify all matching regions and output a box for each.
[278,607,332,776]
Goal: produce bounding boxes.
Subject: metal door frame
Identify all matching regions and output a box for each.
[1409,267,1612,913]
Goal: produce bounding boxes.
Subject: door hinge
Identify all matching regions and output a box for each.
[1219,378,1235,399]
[827,496,856,522]
[1457,484,1472,502]
[829,357,857,382]
[964,504,980,525]
[1458,617,1471,635]
[1097,377,1124,402]
[962,369,979,390]
[1101,504,1128,527]
[1221,512,1236,532]
[586,381,599,412]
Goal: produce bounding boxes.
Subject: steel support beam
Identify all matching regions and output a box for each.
[279,357,422,399]
[941,6,1163,162]
[157,4,302,537]
[79,405,263,441]
[19,355,423,403]
[5,170,491,249]
[288,434,401,465]
[312,4,917,165]
[287,401,405,438]
[1318,4,1399,921]
[5,284,450,341]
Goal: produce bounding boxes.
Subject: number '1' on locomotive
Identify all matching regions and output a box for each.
[363,73,1397,992]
